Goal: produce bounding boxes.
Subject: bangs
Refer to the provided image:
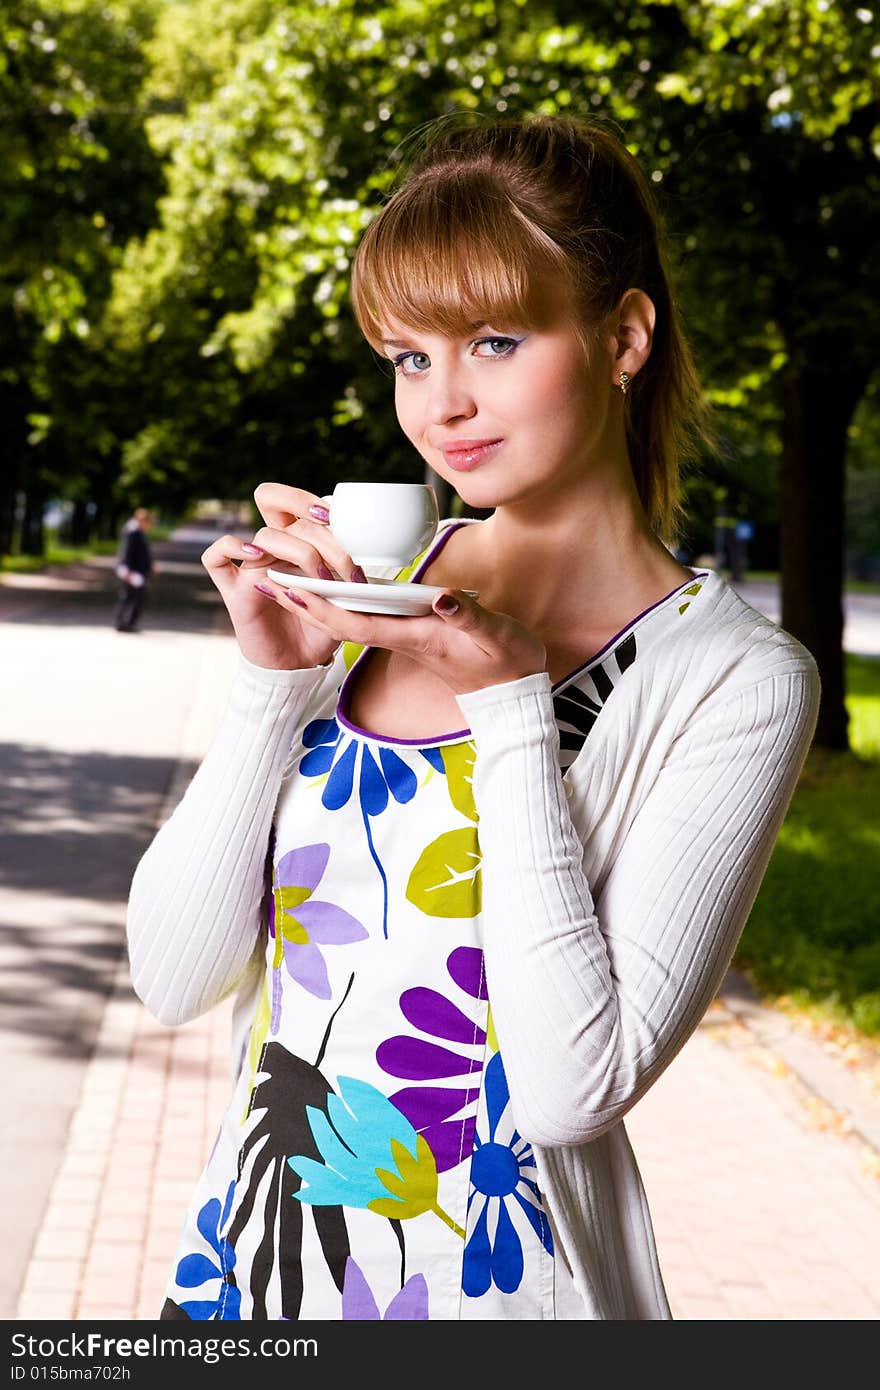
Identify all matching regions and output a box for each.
[350,171,572,350]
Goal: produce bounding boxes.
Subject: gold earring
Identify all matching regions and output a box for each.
[618,371,631,396]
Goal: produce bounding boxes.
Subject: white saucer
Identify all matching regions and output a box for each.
[266,568,478,617]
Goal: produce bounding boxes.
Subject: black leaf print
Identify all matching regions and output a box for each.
[553,633,640,771]
[615,632,637,673]
[226,1043,350,1320]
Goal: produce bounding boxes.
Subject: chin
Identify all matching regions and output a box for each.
[450,475,531,512]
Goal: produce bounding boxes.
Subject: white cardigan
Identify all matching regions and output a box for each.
[126,555,820,1319]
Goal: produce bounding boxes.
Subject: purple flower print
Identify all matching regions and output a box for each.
[377,946,488,1172]
[269,844,367,1015]
[342,1257,428,1320]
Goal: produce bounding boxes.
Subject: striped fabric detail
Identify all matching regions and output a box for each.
[554,632,638,772]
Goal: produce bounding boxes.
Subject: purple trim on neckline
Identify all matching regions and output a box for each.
[551,569,710,694]
[337,546,709,746]
[336,521,473,746]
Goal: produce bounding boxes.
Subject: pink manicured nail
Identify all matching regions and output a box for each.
[434,594,459,615]
[286,590,308,607]
[241,542,264,556]
[351,565,367,583]
[254,582,276,597]
[317,563,335,581]
[308,504,330,523]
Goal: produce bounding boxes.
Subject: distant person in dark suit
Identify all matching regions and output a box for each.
[114,508,155,632]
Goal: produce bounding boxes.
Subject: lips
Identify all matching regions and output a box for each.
[439,438,503,472]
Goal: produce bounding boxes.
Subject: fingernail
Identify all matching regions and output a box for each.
[308,504,330,523]
[317,563,335,581]
[242,542,264,555]
[351,565,367,584]
[286,590,308,607]
[254,582,276,597]
[434,594,459,615]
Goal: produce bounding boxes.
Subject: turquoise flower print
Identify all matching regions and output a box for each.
[377,946,487,1172]
[299,714,441,937]
[269,844,367,1015]
[172,1181,241,1320]
[288,1076,464,1236]
[342,1257,429,1320]
[462,1052,554,1299]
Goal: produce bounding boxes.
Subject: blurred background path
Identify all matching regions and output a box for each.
[0,524,239,1319]
[2,540,879,1320]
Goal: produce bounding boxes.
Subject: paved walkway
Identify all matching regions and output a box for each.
[4,549,880,1320]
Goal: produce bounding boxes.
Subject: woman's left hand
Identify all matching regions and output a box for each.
[262,583,547,695]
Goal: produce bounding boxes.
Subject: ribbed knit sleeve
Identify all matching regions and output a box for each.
[456,659,820,1148]
[126,657,335,1026]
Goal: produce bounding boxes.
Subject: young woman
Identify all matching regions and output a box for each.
[126,115,820,1321]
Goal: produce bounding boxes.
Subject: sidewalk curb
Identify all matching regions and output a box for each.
[717,968,880,1157]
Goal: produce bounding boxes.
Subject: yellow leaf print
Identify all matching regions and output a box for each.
[342,640,364,670]
[406,827,482,918]
[440,741,478,823]
[486,1005,499,1055]
[272,883,311,966]
[369,1135,465,1238]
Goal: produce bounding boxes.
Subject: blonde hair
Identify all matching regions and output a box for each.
[350,113,715,543]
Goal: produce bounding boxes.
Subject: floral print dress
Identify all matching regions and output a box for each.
[160,524,707,1321]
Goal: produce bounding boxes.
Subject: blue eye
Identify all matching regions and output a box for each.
[393,351,431,376]
[471,336,523,358]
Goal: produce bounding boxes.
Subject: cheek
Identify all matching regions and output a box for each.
[393,385,421,443]
[515,361,593,434]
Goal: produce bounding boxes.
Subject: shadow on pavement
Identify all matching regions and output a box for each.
[0,913,126,1059]
[0,743,199,1058]
[0,742,199,899]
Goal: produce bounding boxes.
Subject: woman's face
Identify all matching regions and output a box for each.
[379,296,616,513]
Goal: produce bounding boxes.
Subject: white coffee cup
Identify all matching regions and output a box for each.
[328,482,439,567]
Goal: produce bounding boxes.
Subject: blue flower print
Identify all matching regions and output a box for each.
[299,714,442,937]
[173,1181,241,1319]
[462,1052,554,1298]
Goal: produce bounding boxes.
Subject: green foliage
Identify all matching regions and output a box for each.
[0,0,165,545]
[2,0,878,539]
[736,654,880,1036]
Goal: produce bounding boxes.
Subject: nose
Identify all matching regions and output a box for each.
[425,364,477,426]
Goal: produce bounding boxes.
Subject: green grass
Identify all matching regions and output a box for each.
[0,525,175,573]
[735,653,880,1038]
[0,539,120,572]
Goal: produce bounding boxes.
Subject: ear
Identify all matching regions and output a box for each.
[610,288,655,383]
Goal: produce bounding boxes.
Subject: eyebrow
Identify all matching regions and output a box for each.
[380,323,495,350]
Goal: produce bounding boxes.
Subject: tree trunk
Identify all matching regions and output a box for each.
[69,497,92,546]
[94,494,123,542]
[0,476,18,556]
[780,366,867,750]
[19,484,46,557]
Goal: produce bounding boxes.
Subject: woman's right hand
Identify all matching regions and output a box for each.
[200,482,364,670]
